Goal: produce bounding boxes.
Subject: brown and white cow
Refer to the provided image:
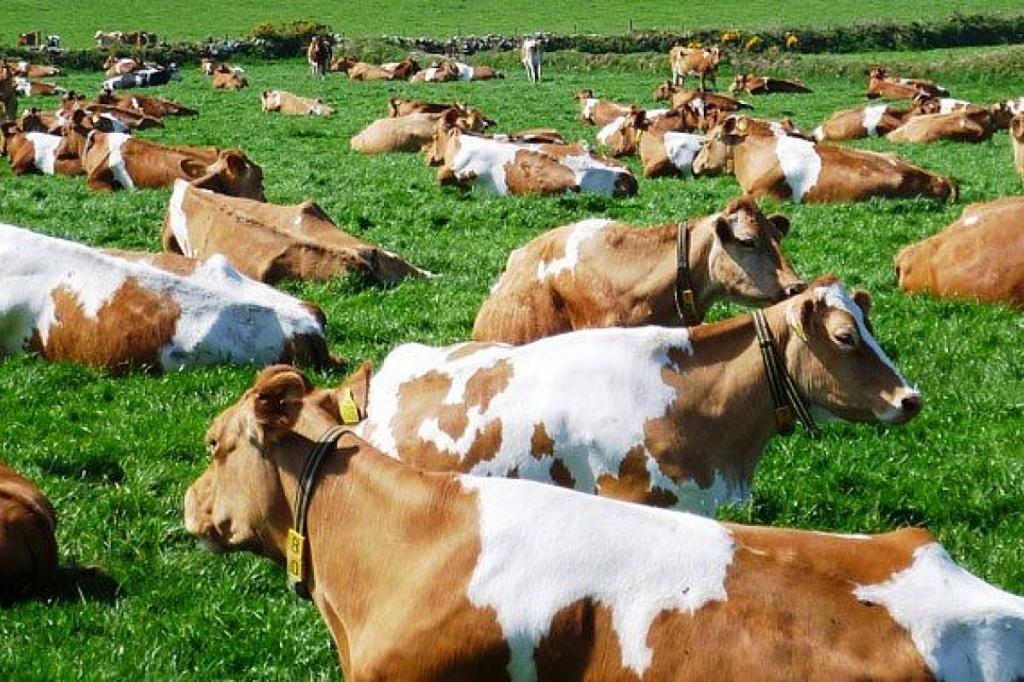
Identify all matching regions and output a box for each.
[472,197,803,344]
[162,180,427,286]
[812,103,911,141]
[693,116,957,203]
[866,68,948,99]
[0,224,339,373]
[577,89,631,126]
[521,37,543,83]
[82,133,265,198]
[0,461,58,602]
[260,90,334,117]
[307,35,333,77]
[729,74,812,95]
[358,277,920,516]
[331,57,397,81]
[103,56,144,77]
[895,196,1024,309]
[412,60,503,82]
[1,122,83,176]
[12,78,63,97]
[351,107,491,155]
[595,107,677,157]
[0,61,17,122]
[668,45,720,91]
[94,88,196,117]
[428,126,638,197]
[652,81,753,111]
[211,68,248,90]
[12,63,60,78]
[1013,114,1024,181]
[185,364,1023,681]
[387,97,456,118]
[94,31,123,48]
[17,32,41,48]
[886,108,995,144]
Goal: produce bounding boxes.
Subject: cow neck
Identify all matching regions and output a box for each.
[632,222,713,325]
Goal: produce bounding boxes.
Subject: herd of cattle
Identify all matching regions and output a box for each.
[2,34,1024,679]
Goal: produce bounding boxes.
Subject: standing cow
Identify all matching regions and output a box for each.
[521,37,543,83]
[307,36,332,77]
[1012,113,1024,181]
[0,62,17,122]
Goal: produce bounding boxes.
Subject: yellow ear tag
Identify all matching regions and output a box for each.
[339,387,361,425]
[286,528,305,584]
[736,118,748,133]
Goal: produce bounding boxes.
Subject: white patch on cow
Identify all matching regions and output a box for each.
[535,219,611,281]
[813,282,916,400]
[16,61,28,72]
[774,133,821,203]
[663,132,705,174]
[25,132,60,175]
[646,108,670,119]
[689,97,706,119]
[358,325,724,512]
[580,98,598,121]
[559,152,630,196]
[938,98,970,114]
[1006,97,1024,115]
[99,114,130,134]
[962,215,979,227]
[854,543,1024,682]
[14,77,32,97]
[461,474,735,678]
[422,67,439,81]
[380,62,399,70]
[168,180,194,257]
[0,223,324,371]
[455,62,475,81]
[596,116,626,146]
[130,97,140,110]
[862,104,889,137]
[448,134,519,194]
[812,125,825,141]
[105,133,136,190]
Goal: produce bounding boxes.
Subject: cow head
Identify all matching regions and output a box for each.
[602,107,646,156]
[0,121,19,156]
[260,90,280,112]
[693,115,798,176]
[425,110,472,166]
[704,196,804,305]
[780,277,921,424]
[868,67,888,80]
[652,81,678,101]
[1010,113,1024,143]
[989,102,1014,130]
[331,56,356,73]
[728,74,749,93]
[186,150,266,201]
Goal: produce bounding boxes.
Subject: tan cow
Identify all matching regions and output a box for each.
[866,68,948,99]
[103,56,144,77]
[12,63,60,78]
[1013,114,1024,180]
[211,69,248,90]
[260,90,334,117]
[595,107,678,157]
[521,37,543,83]
[0,224,339,373]
[13,78,64,97]
[82,132,265,199]
[307,35,332,77]
[93,88,196,117]
[387,97,454,117]
[729,74,812,95]
[0,61,17,122]
[473,196,803,344]
[895,196,1024,309]
[652,81,752,112]
[356,277,920,516]
[692,115,957,203]
[0,461,58,602]
[331,57,396,81]
[351,107,491,154]
[886,108,995,144]
[185,364,1024,681]
[812,103,911,141]
[1,122,83,176]
[577,89,630,126]
[411,60,502,82]
[162,180,426,285]
[668,45,720,90]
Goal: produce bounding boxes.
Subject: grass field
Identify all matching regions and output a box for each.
[3,0,1024,48]
[1,48,1023,679]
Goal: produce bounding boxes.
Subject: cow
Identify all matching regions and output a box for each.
[82,132,265,199]
[200,59,245,77]
[427,125,638,197]
[331,57,397,81]
[729,74,812,95]
[577,89,631,127]
[17,107,60,134]
[1013,114,1024,181]
[692,115,957,203]
[307,35,333,77]
[1,123,83,176]
[103,56,144,77]
[94,87,196,117]
[812,103,911,141]
[351,107,491,155]
[387,97,461,117]
[668,45,720,91]
[211,68,248,90]
[383,58,420,80]
[162,180,427,286]
[103,65,181,91]
[13,78,64,97]
[594,107,674,157]
[886,108,995,144]
[355,276,919,516]
[260,90,334,117]
[473,196,803,344]
[0,62,17,122]
[94,31,124,48]
[866,68,948,99]
[59,97,158,132]
[12,63,60,78]
[652,81,753,111]
[0,461,58,602]
[0,224,339,373]
[895,196,1024,309]
[521,37,543,83]
[412,60,503,82]
[184,364,1023,682]
[16,32,41,48]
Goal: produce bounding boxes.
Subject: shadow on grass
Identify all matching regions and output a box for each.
[0,564,122,608]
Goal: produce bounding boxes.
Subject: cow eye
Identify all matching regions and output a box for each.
[207,439,218,455]
[833,331,857,349]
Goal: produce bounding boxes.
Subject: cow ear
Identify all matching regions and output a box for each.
[72,108,87,125]
[714,217,733,243]
[222,151,247,175]
[332,360,373,424]
[852,289,872,318]
[180,158,209,180]
[769,214,790,237]
[787,299,815,342]
[252,367,310,436]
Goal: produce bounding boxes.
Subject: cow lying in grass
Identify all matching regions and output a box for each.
[103,65,181,90]
[0,108,116,176]
[813,103,912,141]
[594,107,673,156]
[693,115,957,203]
[351,105,492,154]
[426,124,638,197]
[82,132,265,198]
[0,460,58,603]
[472,196,803,344]
[887,108,996,144]
[93,87,196,117]
[577,89,631,126]
[895,196,1024,309]
[411,60,502,82]
[260,90,334,116]
[866,68,948,99]
[356,277,919,515]
[652,81,752,111]
[0,224,338,373]
[729,74,812,95]
[163,180,427,285]
[185,363,1021,680]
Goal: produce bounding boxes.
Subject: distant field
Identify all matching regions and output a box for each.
[2,0,1023,48]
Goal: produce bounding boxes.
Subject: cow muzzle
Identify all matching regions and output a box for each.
[876,388,923,424]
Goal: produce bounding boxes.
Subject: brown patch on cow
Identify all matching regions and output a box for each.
[596,445,678,507]
[504,150,578,195]
[0,461,58,599]
[446,342,495,362]
[534,598,639,681]
[549,460,575,489]
[38,278,181,373]
[530,423,555,459]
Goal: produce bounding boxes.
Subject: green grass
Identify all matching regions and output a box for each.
[3,0,1023,48]
[1,50,1023,679]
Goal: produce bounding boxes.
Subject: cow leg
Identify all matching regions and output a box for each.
[86,167,117,192]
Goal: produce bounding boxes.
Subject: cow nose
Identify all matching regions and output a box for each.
[783,281,807,297]
[901,393,923,416]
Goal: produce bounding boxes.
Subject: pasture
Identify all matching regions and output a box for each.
[0,46,1023,678]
